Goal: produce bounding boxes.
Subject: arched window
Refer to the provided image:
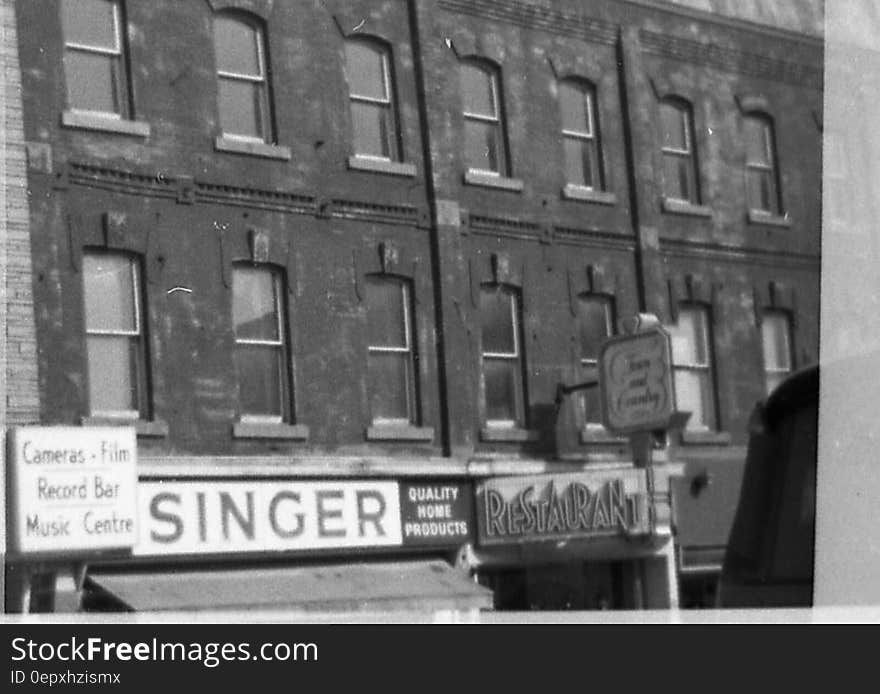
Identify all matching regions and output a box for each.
[61,0,130,117]
[460,61,509,175]
[344,40,400,161]
[480,284,526,427]
[659,98,699,203]
[212,12,273,141]
[559,80,604,190]
[744,113,782,215]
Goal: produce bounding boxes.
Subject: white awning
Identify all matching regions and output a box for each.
[86,559,493,614]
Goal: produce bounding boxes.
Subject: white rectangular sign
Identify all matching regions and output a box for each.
[7,427,138,555]
[135,480,402,556]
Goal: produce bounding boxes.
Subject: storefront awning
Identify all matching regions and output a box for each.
[87,560,493,613]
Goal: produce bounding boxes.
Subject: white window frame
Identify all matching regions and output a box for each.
[669,305,716,431]
[744,114,781,214]
[63,0,127,118]
[462,63,505,176]
[346,41,398,162]
[366,278,417,425]
[481,286,524,428]
[577,294,614,429]
[233,267,289,424]
[84,254,144,420]
[560,83,601,190]
[660,100,698,203]
[214,15,270,143]
[761,310,793,395]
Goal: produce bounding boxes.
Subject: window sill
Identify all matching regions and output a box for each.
[580,426,627,445]
[366,424,435,442]
[680,429,732,446]
[661,197,712,218]
[61,110,150,138]
[348,156,417,177]
[463,169,524,192]
[480,426,540,443]
[747,210,791,228]
[232,422,309,440]
[562,184,617,206]
[81,416,168,438]
[214,136,291,161]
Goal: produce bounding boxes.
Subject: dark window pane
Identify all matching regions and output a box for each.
[83,254,136,332]
[214,16,261,76]
[564,138,596,188]
[235,345,284,417]
[744,117,770,165]
[64,51,120,113]
[480,288,515,354]
[580,386,602,425]
[748,169,776,212]
[345,42,387,100]
[366,278,407,348]
[484,359,519,423]
[464,120,500,172]
[663,154,692,200]
[351,101,393,159]
[62,0,117,49]
[461,64,494,116]
[660,102,687,150]
[233,267,279,341]
[217,78,263,138]
[87,335,139,413]
[577,297,610,361]
[368,351,410,421]
[559,83,588,133]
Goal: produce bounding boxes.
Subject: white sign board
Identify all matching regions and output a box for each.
[7,427,138,556]
[598,328,676,434]
[135,480,402,556]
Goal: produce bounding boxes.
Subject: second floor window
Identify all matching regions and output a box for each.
[232,265,291,422]
[668,306,716,431]
[560,81,603,190]
[82,252,149,418]
[61,0,130,117]
[577,295,614,428]
[744,114,782,215]
[344,40,400,161]
[659,99,699,203]
[213,13,273,141]
[460,61,508,175]
[480,285,526,427]
[761,311,793,394]
[365,276,417,424]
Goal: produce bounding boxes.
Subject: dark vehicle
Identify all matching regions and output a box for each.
[718,365,817,607]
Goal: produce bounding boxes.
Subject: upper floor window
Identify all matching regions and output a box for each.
[761,311,793,394]
[82,252,149,418]
[232,265,291,422]
[213,13,273,142]
[365,276,418,424]
[480,284,526,427]
[344,40,400,161]
[576,295,614,428]
[559,81,604,190]
[744,114,782,215]
[460,61,508,175]
[61,0,130,117]
[659,99,699,203]
[668,306,716,431]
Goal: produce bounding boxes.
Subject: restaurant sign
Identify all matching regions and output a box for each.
[7,427,138,556]
[135,480,402,556]
[475,471,650,546]
[399,482,473,547]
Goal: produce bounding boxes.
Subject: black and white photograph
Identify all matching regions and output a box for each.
[0,0,878,637]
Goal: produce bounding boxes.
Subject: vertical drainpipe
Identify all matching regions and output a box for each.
[616,25,665,318]
[407,0,451,456]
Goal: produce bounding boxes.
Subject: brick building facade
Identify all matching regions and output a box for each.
[3,0,822,612]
